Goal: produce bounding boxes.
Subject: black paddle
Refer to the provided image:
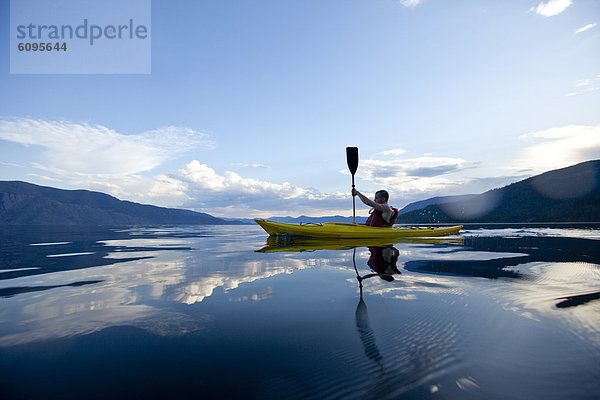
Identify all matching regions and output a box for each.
[346,147,359,224]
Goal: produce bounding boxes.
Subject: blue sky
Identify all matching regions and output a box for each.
[1,0,599,218]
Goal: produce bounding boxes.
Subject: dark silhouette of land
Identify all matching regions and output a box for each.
[397,160,600,223]
[0,181,236,225]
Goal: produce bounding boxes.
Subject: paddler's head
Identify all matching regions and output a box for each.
[374,190,389,204]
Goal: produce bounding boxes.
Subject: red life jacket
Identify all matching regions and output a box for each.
[365,207,399,227]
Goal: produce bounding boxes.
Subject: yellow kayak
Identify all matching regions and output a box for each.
[254,219,462,239]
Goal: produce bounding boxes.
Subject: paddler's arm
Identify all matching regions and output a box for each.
[352,189,374,207]
[352,189,391,213]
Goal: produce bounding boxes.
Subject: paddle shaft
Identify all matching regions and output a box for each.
[346,147,359,224]
[351,174,356,224]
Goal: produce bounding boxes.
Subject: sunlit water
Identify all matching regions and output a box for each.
[1,224,599,399]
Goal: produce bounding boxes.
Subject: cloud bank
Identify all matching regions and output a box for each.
[349,155,470,193]
[0,118,215,175]
[177,161,346,216]
[517,124,600,173]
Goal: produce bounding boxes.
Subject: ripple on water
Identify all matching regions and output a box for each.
[493,261,600,315]
[264,291,465,399]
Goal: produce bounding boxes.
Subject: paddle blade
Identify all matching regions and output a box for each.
[346,147,359,175]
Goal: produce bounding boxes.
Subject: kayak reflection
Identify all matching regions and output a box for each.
[255,235,464,253]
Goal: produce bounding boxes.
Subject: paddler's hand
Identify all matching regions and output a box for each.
[352,188,357,197]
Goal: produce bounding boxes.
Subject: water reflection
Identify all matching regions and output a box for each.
[256,235,464,253]
[0,225,598,399]
[0,226,238,346]
[366,246,401,279]
[0,225,190,281]
[405,235,600,279]
[555,291,600,309]
[355,289,383,367]
[350,248,463,398]
[0,226,327,346]
[0,280,102,298]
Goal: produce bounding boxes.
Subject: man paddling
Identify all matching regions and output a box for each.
[352,189,399,227]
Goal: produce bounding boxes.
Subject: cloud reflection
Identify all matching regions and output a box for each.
[2,225,599,353]
[0,227,344,346]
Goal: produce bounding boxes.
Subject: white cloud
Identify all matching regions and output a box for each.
[178,160,318,200]
[24,162,189,207]
[336,151,537,208]
[235,163,271,169]
[146,175,189,199]
[343,154,471,197]
[399,0,423,8]
[179,161,227,191]
[567,77,600,96]
[517,125,600,172]
[532,0,572,16]
[575,23,596,34]
[177,160,347,217]
[583,87,600,93]
[381,148,407,156]
[0,160,24,168]
[0,118,214,175]
[0,118,218,207]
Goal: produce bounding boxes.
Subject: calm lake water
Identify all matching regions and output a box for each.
[1,224,599,399]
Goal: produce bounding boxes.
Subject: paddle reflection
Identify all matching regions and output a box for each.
[353,247,390,370]
[352,247,400,368]
[355,283,384,368]
[351,247,459,398]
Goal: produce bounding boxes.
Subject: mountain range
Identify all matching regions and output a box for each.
[397,194,477,214]
[1,160,598,225]
[396,160,600,223]
[0,181,241,225]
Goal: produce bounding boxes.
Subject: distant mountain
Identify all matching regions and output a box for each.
[0,181,237,225]
[268,215,368,224]
[221,218,255,224]
[397,160,600,223]
[398,194,477,215]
